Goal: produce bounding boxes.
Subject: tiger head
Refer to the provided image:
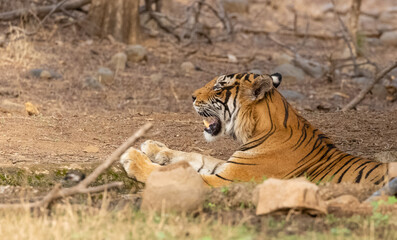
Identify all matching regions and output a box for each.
[192,72,282,143]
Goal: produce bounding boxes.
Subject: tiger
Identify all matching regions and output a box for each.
[120,72,397,187]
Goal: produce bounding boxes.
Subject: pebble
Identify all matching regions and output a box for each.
[83,77,104,90]
[125,45,147,62]
[25,102,39,116]
[97,67,114,85]
[109,52,127,71]
[29,69,62,80]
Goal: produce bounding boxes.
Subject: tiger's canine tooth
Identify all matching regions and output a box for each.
[203,119,210,128]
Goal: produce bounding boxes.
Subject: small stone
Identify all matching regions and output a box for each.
[97,67,114,85]
[83,77,104,90]
[352,77,371,86]
[25,102,39,116]
[109,52,127,71]
[141,161,208,212]
[249,69,262,75]
[180,61,195,73]
[253,178,327,216]
[29,69,62,80]
[40,70,52,79]
[272,63,305,84]
[222,0,249,14]
[279,90,306,101]
[150,73,163,83]
[293,54,328,79]
[125,45,147,62]
[83,145,99,153]
[380,31,397,47]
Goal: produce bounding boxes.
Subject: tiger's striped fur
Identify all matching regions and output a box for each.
[120,72,395,187]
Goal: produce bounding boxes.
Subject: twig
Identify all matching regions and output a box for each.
[0,0,90,21]
[0,123,153,209]
[342,60,397,111]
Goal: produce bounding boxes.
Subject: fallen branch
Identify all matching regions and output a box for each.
[342,60,397,111]
[0,123,153,209]
[0,0,91,21]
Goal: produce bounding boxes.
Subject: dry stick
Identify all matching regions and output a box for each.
[342,60,397,111]
[0,0,91,21]
[0,123,153,209]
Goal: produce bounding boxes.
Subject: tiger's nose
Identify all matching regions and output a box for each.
[192,95,197,102]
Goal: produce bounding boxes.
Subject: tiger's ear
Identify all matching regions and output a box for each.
[270,73,282,88]
[251,75,273,101]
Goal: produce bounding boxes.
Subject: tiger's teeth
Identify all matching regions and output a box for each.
[203,120,210,128]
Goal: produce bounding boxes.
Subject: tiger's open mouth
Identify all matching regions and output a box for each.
[201,115,221,136]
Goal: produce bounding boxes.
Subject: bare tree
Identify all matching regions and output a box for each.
[87,0,140,44]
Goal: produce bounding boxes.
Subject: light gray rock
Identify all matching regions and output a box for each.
[294,54,328,79]
[109,52,127,71]
[0,99,24,113]
[272,63,305,83]
[83,77,104,90]
[380,31,397,47]
[141,161,208,212]
[97,67,114,85]
[222,0,249,14]
[279,90,305,101]
[125,45,147,62]
[29,69,62,80]
[180,61,195,73]
[352,77,371,86]
[272,53,293,65]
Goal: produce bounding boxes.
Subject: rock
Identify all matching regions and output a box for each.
[125,45,147,62]
[150,73,163,83]
[83,145,99,153]
[83,77,104,90]
[272,53,293,65]
[25,102,39,116]
[97,67,114,85]
[279,90,305,101]
[222,0,249,14]
[141,161,208,212]
[40,70,52,79]
[293,54,328,79]
[249,69,262,75]
[180,61,195,73]
[378,11,397,32]
[326,195,360,206]
[227,54,238,63]
[374,151,397,163]
[29,69,62,80]
[0,99,24,113]
[253,178,327,216]
[352,77,371,86]
[109,52,127,71]
[272,63,305,84]
[372,84,387,100]
[380,31,397,47]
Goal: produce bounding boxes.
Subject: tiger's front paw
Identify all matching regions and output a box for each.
[120,147,158,182]
[141,140,170,161]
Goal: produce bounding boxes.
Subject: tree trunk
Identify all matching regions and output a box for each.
[87,0,140,44]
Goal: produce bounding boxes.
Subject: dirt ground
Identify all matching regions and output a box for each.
[0,0,396,221]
